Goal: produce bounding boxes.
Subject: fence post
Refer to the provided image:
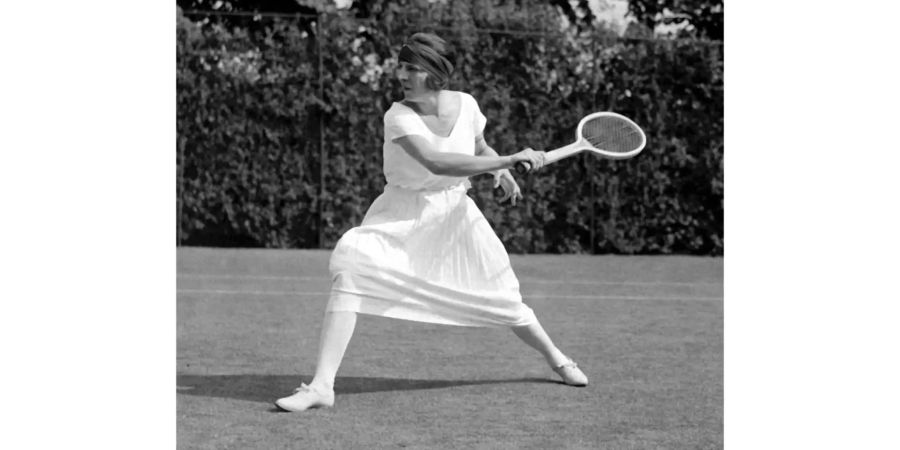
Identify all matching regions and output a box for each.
[316,13,326,249]
[589,37,597,254]
[177,136,186,246]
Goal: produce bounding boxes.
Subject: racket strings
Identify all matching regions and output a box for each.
[581,118,644,153]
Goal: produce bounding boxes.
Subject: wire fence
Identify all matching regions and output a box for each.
[180,8,724,44]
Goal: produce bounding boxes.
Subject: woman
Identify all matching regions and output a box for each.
[276,32,587,412]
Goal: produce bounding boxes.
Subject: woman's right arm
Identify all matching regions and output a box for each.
[395,135,544,177]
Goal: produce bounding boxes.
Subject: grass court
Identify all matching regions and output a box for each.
[177,247,722,449]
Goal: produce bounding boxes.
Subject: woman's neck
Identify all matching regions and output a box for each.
[403,90,442,116]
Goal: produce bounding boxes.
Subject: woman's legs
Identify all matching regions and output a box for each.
[275,311,357,411]
[512,319,588,386]
[314,314,569,378]
[308,311,357,390]
[511,319,570,368]
[279,310,585,412]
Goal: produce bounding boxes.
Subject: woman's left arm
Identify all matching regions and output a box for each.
[475,133,523,204]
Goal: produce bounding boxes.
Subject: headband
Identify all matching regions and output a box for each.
[399,42,454,88]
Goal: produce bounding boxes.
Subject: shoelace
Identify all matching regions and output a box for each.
[555,361,579,370]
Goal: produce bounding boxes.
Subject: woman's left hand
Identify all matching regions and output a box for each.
[493,169,523,205]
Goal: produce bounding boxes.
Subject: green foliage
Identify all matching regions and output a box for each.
[176,6,723,254]
[627,0,724,40]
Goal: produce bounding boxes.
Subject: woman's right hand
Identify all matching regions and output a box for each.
[510,147,547,172]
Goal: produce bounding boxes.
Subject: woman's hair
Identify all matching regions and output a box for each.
[399,32,455,90]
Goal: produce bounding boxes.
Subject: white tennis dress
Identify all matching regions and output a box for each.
[326,92,537,328]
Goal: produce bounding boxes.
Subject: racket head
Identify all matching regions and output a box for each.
[575,112,646,160]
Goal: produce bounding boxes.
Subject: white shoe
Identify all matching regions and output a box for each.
[274,383,335,412]
[553,361,588,387]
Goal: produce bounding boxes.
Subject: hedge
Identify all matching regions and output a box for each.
[177,6,723,255]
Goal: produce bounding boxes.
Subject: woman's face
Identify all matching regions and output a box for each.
[396,61,431,100]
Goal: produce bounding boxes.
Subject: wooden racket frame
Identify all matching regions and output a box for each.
[516,112,646,174]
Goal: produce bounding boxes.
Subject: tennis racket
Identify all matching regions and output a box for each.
[515,112,646,174]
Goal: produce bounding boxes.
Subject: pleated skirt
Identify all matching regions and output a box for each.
[326,183,536,328]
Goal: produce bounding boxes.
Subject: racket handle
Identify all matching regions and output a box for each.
[514,161,531,175]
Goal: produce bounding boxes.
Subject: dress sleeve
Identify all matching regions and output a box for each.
[470,94,487,135]
[384,106,429,141]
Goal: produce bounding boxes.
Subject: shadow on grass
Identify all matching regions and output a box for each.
[176,374,558,404]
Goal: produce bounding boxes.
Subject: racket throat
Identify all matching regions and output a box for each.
[545,142,590,164]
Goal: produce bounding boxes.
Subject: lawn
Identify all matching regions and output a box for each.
[177,247,722,449]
